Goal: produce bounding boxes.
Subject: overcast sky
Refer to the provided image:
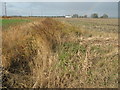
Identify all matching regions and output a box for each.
[1,2,118,17]
[1,0,119,2]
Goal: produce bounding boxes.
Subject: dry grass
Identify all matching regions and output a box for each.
[2,18,118,88]
[2,18,67,88]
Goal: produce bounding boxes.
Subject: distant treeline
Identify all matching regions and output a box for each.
[2,16,65,18]
[71,13,109,18]
[2,13,109,18]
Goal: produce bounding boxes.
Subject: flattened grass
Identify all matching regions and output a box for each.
[2,18,118,88]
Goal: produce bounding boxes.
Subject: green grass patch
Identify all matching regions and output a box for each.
[59,42,86,59]
[1,19,31,29]
[58,42,86,69]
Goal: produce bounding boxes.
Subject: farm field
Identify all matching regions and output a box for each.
[1,17,118,88]
[57,18,118,33]
[1,18,31,30]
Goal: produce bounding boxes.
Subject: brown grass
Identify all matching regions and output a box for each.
[2,18,118,88]
[2,18,67,88]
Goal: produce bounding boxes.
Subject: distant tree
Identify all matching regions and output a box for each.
[91,13,98,18]
[84,15,87,18]
[72,14,79,18]
[100,14,108,18]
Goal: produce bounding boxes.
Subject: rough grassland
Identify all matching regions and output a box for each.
[2,18,118,88]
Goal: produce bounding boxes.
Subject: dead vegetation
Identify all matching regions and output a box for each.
[2,18,118,88]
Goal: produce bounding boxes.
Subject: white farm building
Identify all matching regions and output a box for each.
[65,15,72,18]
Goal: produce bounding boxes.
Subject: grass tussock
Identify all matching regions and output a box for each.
[2,18,118,88]
[2,18,69,88]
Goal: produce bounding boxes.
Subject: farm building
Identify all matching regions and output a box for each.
[65,15,72,18]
